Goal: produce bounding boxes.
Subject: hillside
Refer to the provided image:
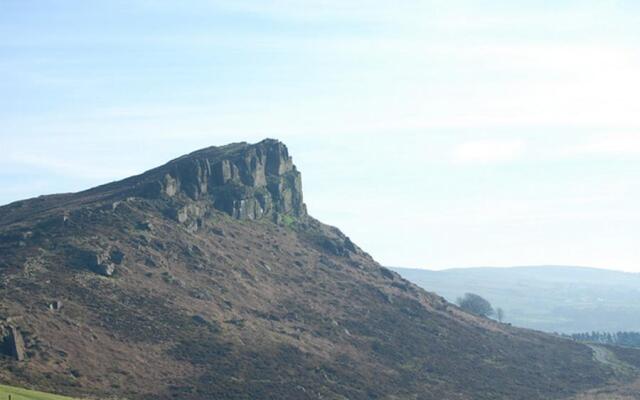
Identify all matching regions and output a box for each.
[391,266,640,333]
[0,139,637,399]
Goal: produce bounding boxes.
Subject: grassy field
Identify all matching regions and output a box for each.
[0,384,78,400]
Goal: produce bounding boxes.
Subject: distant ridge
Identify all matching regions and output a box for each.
[392,265,640,333]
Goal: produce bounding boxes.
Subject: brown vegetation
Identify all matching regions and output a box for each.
[0,140,636,399]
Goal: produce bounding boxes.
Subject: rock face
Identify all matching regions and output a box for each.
[3,326,25,361]
[136,139,307,223]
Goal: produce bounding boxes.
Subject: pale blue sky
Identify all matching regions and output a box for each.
[1,1,639,271]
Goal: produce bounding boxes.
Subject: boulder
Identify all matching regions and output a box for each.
[191,315,208,325]
[136,221,154,231]
[110,249,125,265]
[96,251,115,275]
[210,227,225,237]
[79,249,123,277]
[48,300,63,311]
[93,259,115,276]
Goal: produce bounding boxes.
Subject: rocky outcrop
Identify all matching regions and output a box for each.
[72,248,124,277]
[48,300,63,311]
[298,217,362,258]
[92,254,115,276]
[136,139,307,223]
[91,249,126,277]
[2,326,25,361]
[9,326,25,361]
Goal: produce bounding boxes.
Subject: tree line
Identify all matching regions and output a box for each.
[567,331,640,348]
[455,293,640,348]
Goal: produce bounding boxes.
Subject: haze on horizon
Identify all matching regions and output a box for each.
[1,1,639,271]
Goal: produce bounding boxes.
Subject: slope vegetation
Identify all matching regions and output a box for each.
[0,139,633,399]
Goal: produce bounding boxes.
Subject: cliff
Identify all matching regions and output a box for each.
[133,139,307,222]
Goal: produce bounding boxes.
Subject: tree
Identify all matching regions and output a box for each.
[456,293,494,318]
[496,307,505,323]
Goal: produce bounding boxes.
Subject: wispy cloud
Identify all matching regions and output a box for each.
[568,133,640,156]
[451,139,526,164]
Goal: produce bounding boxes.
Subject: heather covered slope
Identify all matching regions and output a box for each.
[0,139,633,399]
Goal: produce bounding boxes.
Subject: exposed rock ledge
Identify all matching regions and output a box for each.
[1,325,25,361]
[133,139,307,222]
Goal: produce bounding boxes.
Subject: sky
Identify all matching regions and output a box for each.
[1,0,639,271]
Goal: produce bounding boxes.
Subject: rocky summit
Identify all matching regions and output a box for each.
[132,139,307,222]
[0,139,638,399]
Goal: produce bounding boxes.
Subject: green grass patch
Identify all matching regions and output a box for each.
[0,384,79,400]
[281,214,296,227]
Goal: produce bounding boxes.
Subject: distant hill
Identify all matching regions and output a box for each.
[391,266,640,333]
